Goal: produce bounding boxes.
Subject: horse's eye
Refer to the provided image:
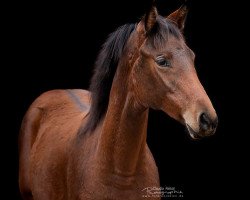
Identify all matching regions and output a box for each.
[155,56,171,67]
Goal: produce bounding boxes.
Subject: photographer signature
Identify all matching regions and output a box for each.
[142,186,183,198]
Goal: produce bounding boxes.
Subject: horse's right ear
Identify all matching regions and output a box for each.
[144,4,158,33]
[167,4,189,31]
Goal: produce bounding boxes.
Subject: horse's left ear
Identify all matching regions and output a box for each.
[167,4,189,31]
[144,4,158,33]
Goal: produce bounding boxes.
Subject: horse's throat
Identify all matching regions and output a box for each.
[97,91,149,177]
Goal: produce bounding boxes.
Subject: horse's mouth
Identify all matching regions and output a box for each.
[185,124,202,140]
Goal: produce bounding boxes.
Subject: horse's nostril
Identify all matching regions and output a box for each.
[199,113,211,131]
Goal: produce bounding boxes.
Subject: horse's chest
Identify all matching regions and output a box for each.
[78,170,160,200]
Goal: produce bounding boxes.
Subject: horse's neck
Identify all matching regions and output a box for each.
[96,51,149,177]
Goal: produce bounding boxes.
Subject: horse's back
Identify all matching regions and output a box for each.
[19,89,91,200]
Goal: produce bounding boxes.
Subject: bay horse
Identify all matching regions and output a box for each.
[19,3,218,200]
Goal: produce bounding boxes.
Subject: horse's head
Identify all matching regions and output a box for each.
[130,4,218,139]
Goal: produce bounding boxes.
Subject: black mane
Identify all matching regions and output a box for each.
[82,24,136,133]
[81,17,183,134]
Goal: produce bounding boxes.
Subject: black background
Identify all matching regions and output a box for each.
[3,0,248,199]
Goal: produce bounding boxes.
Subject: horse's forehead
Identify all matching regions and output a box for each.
[145,35,186,52]
[164,36,185,47]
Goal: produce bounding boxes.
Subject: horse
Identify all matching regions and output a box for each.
[19,3,218,200]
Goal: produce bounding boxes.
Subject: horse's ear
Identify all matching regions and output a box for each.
[144,4,158,33]
[167,4,188,31]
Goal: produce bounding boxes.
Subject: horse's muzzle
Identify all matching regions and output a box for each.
[186,113,218,140]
